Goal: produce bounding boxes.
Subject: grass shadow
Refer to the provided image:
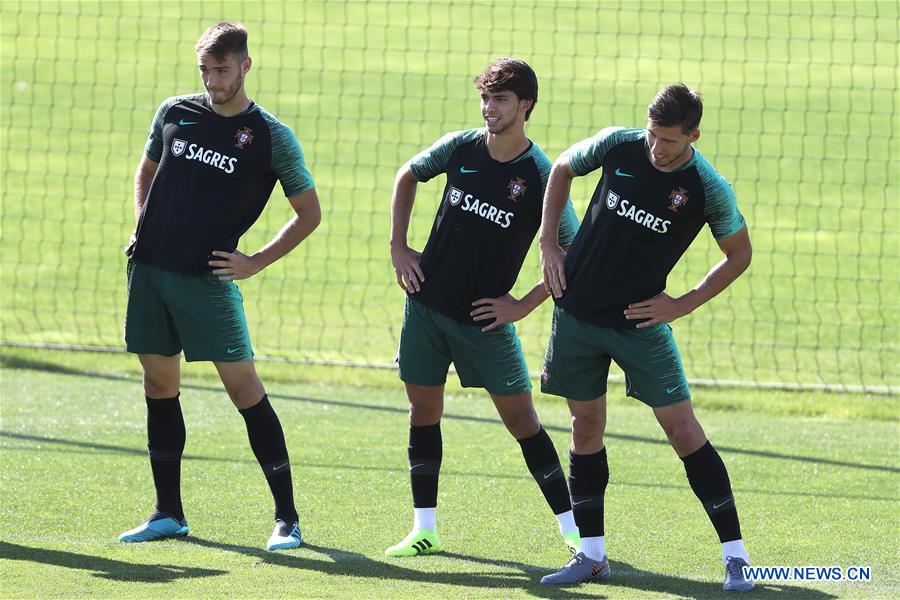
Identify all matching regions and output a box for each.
[3,352,898,476]
[0,540,227,583]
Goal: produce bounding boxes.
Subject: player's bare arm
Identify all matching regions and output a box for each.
[133,154,159,223]
[389,162,425,293]
[539,153,577,298]
[624,225,752,328]
[471,240,570,332]
[209,187,321,281]
[470,281,546,333]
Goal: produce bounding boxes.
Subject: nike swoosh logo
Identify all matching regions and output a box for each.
[573,499,591,506]
[226,347,240,354]
[459,166,478,174]
[666,385,682,394]
[273,461,290,471]
[543,467,560,479]
[614,168,634,177]
[410,463,424,470]
[713,498,733,510]
[179,119,198,126]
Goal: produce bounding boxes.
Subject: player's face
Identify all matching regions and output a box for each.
[198,52,249,106]
[646,120,700,171]
[480,89,529,135]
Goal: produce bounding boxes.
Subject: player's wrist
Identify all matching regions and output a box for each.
[676,292,698,316]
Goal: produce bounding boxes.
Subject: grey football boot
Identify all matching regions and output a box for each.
[540,552,611,585]
[723,556,755,592]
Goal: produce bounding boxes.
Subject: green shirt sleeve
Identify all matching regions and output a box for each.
[260,108,315,197]
[694,150,745,239]
[567,127,645,176]
[557,201,579,247]
[409,129,484,182]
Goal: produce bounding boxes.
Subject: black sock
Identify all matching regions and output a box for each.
[517,426,572,515]
[569,448,608,537]
[146,394,185,521]
[239,394,298,523]
[408,423,442,508]
[681,441,742,542]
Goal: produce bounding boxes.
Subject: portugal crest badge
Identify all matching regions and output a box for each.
[667,187,689,212]
[234,127,254,149]
[171,138,187,156]
[507,177,526,202]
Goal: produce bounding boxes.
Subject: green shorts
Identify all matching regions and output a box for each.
[124,259,253,362]
[397,297,531,396]
[541,306,690,407]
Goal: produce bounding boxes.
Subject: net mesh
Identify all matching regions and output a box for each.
[2,0,897,391]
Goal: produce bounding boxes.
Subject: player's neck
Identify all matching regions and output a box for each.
[485,127,529,163]
[208,90,252,117]
[647,145,695,173]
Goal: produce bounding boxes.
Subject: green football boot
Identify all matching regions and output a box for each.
[384,528,442,557]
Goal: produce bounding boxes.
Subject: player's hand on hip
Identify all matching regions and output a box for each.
[540,244,567,298]
[209,250,261,281]
[624,292,688,328]
[471,294,526,332]
[391,244,425,293]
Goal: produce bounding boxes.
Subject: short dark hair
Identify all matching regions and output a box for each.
[473,58,538,121]
[195,22,248,61]
[647,83,703,133]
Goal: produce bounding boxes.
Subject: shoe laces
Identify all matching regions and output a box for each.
[725,556,747,578]
[564,554,585,569]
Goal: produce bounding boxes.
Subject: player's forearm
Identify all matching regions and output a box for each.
[518,280,552,315]
[251,204,322,271]
[133,163,156,223]
[679,249,751,315]
[539,157,575,249]
[389,165,418,249]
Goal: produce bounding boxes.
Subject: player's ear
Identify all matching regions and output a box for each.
[689,128,700,143]
[520,98,534,115]
[241,55,252,75]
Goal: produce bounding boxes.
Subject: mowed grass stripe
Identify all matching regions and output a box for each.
[1,361,897,598]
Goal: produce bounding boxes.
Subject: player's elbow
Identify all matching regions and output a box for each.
[305,201,322,231]
[731,244,752,274]
[295,190,322,231]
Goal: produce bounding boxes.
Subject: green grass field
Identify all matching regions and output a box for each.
[1,0,897,389]
[1,347,898,598]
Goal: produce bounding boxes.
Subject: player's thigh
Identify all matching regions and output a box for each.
[138,353,181,398]
[397,298,453,388]
[404,382,445,426]
[158,270,254,363]
[125,259,182,357]
[445,319,531,397]
[606,323,691,408]
[541,307,611,401]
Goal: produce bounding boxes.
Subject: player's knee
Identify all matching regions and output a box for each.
[506,410,540,439]
[664,418,706,454]
[408,399,442,426]
[221,377,265,409]
[142,374,178,399]
[571,412,604,452]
